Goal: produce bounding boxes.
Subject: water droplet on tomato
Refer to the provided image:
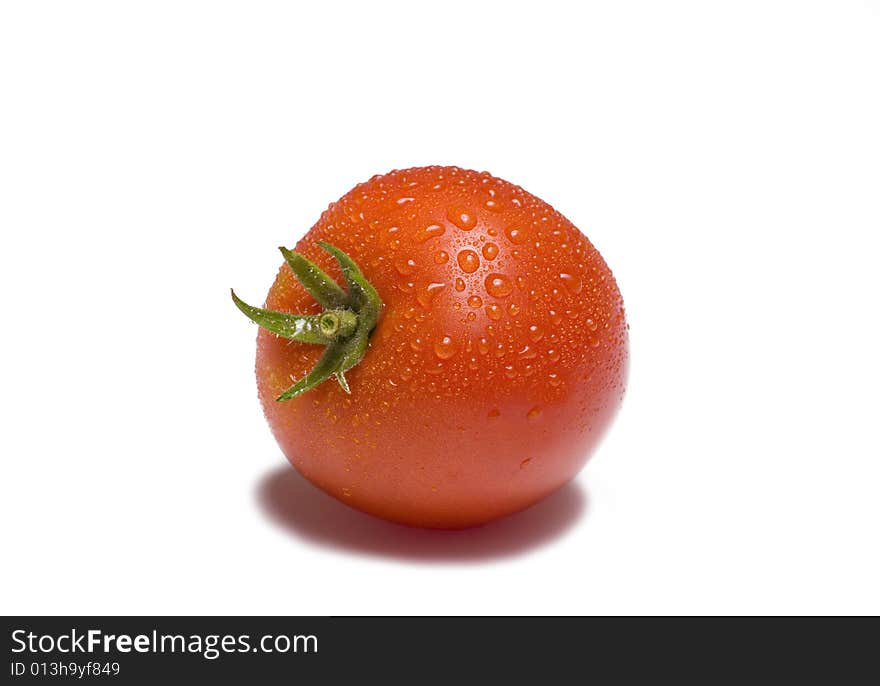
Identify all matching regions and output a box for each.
[482,242,499,260]
[383,226,400,244]
[457,249,480,273]
[434,250,449,264]
[484,199,499,211]
[394,257,417,275]
[486,303,502,320]
[454,277,466,292]
[485,274,513,298]
[400,367,413,381]
[528,324,544,342]
[447,205,477,230]
[434,335,457,360]
[527,406,542,421]
[467,295,483,308]
[416,282,446,308]
[507,303,521,317]
[477,337,490,355]
[466,311,476,321]
[561,272,584,296]
[518,344,537,359]
[426,365,447,379]
[396,196,415,205]
[506,226,526,244]
[414,223,446,243]
[488,408,500,419]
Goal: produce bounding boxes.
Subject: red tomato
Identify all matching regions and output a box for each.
[242,166,627,528]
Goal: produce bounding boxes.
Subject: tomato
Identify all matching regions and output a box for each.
[236,166,628,528]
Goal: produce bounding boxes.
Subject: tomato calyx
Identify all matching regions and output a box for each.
[231,242,383,400]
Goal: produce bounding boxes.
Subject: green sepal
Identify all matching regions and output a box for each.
[231,290,355,343]
[335,369,351,394]
[276,342,349,401]
[279,247,349,310]
[338,326,370,375]
[317,242,382,318]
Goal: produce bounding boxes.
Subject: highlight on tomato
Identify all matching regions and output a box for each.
[233,166,628,528]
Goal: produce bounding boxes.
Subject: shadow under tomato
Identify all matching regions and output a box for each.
[254,464,588,563]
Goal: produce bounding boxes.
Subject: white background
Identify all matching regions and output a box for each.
[1,1,878,615]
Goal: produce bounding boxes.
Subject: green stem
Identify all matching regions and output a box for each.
[232,243,383,399]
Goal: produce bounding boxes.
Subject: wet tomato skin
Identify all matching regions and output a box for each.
[256,166,628,528]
